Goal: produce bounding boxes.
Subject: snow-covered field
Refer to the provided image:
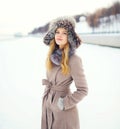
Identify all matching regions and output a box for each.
[0,36,120,129]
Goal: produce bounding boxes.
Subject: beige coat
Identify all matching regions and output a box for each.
[41,54,88,129]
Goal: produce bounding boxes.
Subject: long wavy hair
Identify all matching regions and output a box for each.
[46,39,70,75]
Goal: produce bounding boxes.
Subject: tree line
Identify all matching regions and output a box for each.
[86,1,120,32]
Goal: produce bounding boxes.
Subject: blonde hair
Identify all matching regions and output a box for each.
[46,39,70,75]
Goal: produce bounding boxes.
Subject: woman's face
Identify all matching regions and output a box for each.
[55,28,68,49]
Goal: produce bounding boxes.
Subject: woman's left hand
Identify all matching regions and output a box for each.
[57,97,64,110]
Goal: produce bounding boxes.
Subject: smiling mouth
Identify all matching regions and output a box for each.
[57,38,62,41]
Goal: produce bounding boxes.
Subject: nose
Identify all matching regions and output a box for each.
[58,33,64,37]
[56,33,62,38]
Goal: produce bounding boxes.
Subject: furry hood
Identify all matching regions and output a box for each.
[43,16,81,49]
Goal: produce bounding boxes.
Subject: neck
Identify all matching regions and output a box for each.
[59,45,64,49]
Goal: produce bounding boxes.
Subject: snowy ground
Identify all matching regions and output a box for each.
[0,36,120,129]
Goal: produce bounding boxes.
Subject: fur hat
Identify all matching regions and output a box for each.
[43,16,81,49]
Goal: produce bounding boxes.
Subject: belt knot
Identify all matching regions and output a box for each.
[42,79,54,98]
[42,79,52,87]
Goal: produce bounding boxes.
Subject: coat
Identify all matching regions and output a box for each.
[41,54,88,129]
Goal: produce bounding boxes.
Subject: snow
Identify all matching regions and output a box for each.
[0,36,120,129]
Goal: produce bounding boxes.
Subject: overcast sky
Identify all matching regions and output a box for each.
[0,0,119,35]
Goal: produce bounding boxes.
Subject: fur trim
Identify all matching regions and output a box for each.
[49,16,76,30]
[50,47,74,65]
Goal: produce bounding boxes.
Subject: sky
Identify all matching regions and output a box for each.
[0,0,119,35]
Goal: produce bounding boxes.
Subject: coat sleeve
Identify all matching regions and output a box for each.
[63,55,88,110]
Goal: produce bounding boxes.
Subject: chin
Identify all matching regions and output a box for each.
[56,42,61,45]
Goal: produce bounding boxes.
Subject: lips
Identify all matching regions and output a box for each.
[56,38,62,41]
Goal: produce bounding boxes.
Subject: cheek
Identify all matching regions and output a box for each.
[54,37,57,43]
[64,37,68,43]
[55,35,57,40]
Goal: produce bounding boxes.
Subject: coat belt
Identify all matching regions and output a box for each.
[42,79,69,97]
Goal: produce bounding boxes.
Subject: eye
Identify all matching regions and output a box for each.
[55,31,59,34]
[63,32,67,35]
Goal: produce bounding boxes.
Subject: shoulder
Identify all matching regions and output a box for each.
[69,54,82,66]
[69,54,84,73]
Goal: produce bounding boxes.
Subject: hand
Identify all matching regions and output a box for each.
[57,97,64,110]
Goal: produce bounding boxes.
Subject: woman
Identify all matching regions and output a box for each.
[41,16,88,129]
